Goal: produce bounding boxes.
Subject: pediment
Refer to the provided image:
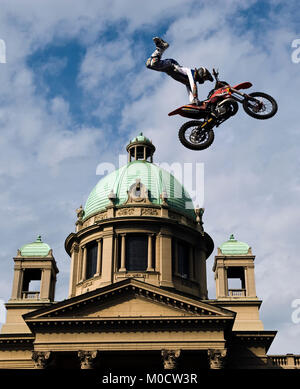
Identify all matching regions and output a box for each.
[23,279,235,322]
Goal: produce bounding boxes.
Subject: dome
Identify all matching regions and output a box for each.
[20,235,51,257]
[219,234,250,255]
[129,132,152,145]
[84,160,196,220]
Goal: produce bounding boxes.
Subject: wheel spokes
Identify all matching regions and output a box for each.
[185,125,208,145]
[248,98,273,115]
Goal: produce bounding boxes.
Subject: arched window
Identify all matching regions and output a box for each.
[86,242,98,279]
[125,235,148,271]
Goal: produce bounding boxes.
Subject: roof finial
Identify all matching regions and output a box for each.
[229,234,235,240]
[36,235,42,242]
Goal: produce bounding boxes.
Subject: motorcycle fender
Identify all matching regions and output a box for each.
[233,81,252,90]
[168,105,204,117]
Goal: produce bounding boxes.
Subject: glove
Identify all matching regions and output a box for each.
[191,98,200,106]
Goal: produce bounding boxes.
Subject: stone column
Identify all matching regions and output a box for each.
[119,234,126,272]
[95,239,102,277]
[216,264,227,298]
[101,227,114,286]
[197,249,208,299]
[11,267,24,300]
[32,351,51,369]
[80,245,87,282]
[78,350,98,369]
[68,243,79,298]
[159,230,173,288]
[147,234,154,271]
[207,349,227,369]
[40,268,51,300]
[245,265,256,297]
[161,349,181,369]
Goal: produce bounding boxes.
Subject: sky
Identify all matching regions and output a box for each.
[0,0,299,355]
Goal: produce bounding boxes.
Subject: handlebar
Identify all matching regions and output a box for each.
[212,68,219,81]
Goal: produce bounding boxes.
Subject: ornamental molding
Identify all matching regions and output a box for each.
[125,179,153,205]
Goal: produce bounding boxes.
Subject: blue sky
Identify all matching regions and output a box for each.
[0,0,300,355]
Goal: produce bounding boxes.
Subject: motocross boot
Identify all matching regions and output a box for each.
[153,37,169,51]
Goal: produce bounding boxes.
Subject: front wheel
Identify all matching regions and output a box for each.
[178,120,215,150]
[243,92,278,119]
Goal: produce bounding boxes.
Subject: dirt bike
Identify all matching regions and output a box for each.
[168,69,278,150]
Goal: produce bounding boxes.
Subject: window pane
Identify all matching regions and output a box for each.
[126,235,148,271]
[86,242,98,279]
[178,241,189,278]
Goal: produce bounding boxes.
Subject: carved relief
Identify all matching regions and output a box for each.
[125,179,152,204]
[116,208,135,216]
[207,349,227,369]
[95,212,107,222]
[141,208,159,216]
[161,349,181,369]
[78,350,98,369]
[32,351,51,369]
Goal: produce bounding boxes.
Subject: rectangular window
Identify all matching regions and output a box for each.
[177,241,189,278]
[126,235,148,271]
[86,242,98,279]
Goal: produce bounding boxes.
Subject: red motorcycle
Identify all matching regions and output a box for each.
[168,69,278,150]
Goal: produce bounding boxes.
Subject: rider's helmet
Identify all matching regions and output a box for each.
[195,67,213,84]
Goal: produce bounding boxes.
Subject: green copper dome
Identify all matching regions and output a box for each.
[129,132,152,145]
[84,160,195,220]
[20,235,51,257]
[220,234,250,255]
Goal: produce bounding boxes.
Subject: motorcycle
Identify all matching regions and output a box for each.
[168,69,278,150]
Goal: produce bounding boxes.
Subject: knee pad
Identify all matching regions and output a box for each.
[146,56,159,68]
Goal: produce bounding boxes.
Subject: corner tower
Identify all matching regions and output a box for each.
[213,234,263,330]
[65,134,214,299]
[1,236,58,334]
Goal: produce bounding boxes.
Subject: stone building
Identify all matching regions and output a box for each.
[0,134,299,370]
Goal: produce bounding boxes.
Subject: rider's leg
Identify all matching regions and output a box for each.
[186,86,195,104]
[146,37,171,70]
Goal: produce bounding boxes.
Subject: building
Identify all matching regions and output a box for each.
[0,134,299,370]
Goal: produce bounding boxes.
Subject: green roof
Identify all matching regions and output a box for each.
[219,234,250,255]
[130,132,152,145]
[84,160,195,220]
[20,235,51,257]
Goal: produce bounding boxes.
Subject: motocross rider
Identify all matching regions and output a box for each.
[146,37,213,105]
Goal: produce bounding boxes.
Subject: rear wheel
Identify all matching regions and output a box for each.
[243,92,278,119]
[178,120,215,150]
